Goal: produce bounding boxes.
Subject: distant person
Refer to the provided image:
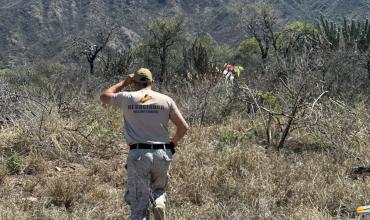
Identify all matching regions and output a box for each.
[100,68,189,220]
[223,63,244,82]
[223,63,236,81]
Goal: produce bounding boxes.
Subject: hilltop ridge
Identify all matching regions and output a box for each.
[1,0,369,67]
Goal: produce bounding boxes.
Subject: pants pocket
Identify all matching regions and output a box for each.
[163,149,173,161]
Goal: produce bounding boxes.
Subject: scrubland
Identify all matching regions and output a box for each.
[0,61,369,220]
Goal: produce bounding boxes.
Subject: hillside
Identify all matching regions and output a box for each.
[272,0,370,20]
[0,0,370,67]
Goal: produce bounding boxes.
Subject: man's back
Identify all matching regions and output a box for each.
[100,68,189,220]
[111,89,180,145]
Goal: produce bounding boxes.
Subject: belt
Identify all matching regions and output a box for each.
[129,143,174,150]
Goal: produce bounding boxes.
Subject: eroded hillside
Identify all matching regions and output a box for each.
[0,0,369,67]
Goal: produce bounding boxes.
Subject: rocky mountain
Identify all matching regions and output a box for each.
[272,0,370,20]
[0,0,369,67]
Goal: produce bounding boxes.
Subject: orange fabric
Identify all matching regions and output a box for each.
[224,65,235,72]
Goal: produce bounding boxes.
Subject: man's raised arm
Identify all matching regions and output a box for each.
[100,76,133,105]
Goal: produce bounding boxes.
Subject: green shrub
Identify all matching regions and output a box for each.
[261,92,282,111]
[218,130,251,147]
[0,68,11,76]
[6,154,24,175]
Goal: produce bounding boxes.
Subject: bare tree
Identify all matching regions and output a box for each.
[70,27,116,75]
[190,39,223,125]
[247,4,281,65]
[148,16,184,84]
[240,47,328,150]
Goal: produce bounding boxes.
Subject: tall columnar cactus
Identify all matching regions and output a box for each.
[358,19,370,52]
[191,41,209,76]
[342,18,359,48]
[342,18,370,52]
[319,15,340,49]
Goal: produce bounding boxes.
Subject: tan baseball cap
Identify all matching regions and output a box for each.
[129,68,153,84]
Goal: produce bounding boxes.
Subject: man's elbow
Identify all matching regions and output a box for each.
[182,124,190,134]
[100,94,110,105]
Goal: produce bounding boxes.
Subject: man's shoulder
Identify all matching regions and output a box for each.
[150,90,174,101]
[115,91,131,98]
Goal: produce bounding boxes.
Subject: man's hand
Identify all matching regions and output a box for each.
[124,74,135,87]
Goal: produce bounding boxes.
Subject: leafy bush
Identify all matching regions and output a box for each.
[261,91,281,111]
[217,129,252,147]
[6,154,24,175]
[0,69,11,76]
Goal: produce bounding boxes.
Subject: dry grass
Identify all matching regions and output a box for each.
[24,151,48,175]
[0,111,369,219]
[165,121,370,220]
[46,175,95,210]
[0,164,7,185]
[1,67,369,219]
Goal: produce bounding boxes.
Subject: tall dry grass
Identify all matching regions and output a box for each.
[0,63,369,219]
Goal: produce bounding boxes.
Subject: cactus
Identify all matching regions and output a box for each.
[342,18,358,48]
[319,15,340,49]
[318,16,370,52]
[358,19,370,52]
[191,41,209,76]
[342,18,370,52]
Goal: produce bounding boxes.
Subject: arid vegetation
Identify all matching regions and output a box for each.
[1,4,370,219]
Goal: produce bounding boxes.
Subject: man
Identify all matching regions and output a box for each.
[222,63,244,82]
[100,68,189,220]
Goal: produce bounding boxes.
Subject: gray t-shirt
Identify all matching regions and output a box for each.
[110,88,180,145]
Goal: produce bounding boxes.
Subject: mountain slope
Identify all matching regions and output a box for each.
[273,0,370,20]
[0,0,369,67]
